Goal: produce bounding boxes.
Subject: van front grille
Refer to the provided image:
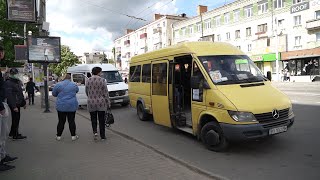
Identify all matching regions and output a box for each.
[254,108,289,123]
[109,90,126,97]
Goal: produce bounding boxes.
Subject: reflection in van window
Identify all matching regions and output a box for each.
[72,74,85,85]
[199,55,265,85]
[101,71,123,83]
[129,65,141,82]
[142,64,151,83]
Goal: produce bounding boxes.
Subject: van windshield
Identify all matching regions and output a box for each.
[198,55,265,85]
[101,71,123,83]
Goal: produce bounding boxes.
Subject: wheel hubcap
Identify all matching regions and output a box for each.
[206,130,220,146]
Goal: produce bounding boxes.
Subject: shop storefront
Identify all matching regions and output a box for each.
[281,48,320,82]
[251,53,282,77]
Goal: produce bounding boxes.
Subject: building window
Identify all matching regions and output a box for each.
[224,12,230,24]
[174,30,179,38]
[258,0,268,14]
[234,9,240,22]
[205,20,211,29]
[316,10,320,19]
[294,15,301,26]
[257,23,268,33]
[246,27,252,36]
[274,0,284,9]
[189,26,193,34]
[163,22,166,27]
[293,0,304,4]
[197,23,202,32]
[182,28,186,36]
[217,34,221,41]
[316,33,320,41]
[295,36,301,46]
[244,5,253,18]
[215,16,221,26]
[236,46,241,50]
[235,30,240,38]
[278,19,284,29]
[226,32,230,40]
[248,44,252,52]
[267,38,271,46]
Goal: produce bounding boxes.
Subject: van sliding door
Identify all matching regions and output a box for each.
[151,60,171,127]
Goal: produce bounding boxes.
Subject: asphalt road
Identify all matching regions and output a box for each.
[76,91,320,180]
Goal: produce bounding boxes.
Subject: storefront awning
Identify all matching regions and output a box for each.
[286,54,319,60]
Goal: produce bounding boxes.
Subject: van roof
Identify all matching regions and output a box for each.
[130,42,245,63]
[67,64,117,73]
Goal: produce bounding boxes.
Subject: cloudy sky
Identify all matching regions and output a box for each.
[47,0,234,56]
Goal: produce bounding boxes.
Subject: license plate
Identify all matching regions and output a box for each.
[114,99,123,103]
[269,126,287,135]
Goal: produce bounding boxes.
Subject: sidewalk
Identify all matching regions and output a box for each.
[1,97,213,180]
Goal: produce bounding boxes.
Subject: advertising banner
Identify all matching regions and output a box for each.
[6,0,36,22]
[28,36,61,63]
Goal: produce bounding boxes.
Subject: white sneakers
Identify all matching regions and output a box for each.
[71,135,79,141]
[56,135,79,141]
[93,133,98,140]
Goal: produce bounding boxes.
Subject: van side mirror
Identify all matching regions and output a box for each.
[190,76,200,89]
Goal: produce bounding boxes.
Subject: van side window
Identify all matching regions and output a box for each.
[129,65,141,82]
[87,73,91,78]
[142,64,151,83]
[72,74,86,85]
[192,62,203,102]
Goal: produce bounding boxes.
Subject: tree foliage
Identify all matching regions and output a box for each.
[0,0,39,67]
[49,45,80,77]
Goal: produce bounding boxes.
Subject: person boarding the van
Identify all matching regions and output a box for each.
[52,74,79,141]
[86,67,110,141]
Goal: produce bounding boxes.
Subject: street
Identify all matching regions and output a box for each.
[74,82,320,180]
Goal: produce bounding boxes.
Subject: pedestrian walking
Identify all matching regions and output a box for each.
[86,67,110,141]
[5,68,27,140]
[52,74,79,141]
[25,77,39,105]
[0,46,18,172]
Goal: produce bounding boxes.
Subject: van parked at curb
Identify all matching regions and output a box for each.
[67,64,129,106]
[129,42,294,151]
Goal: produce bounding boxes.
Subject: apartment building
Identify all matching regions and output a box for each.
[114,14,188,71]
[79,52,110,64]
[172,0,320,82]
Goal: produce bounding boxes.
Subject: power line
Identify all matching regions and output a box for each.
[130,0,174,29]
[78,0,147,21]
[125,0,160,28]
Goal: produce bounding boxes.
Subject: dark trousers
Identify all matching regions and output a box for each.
[9,107,21,137]
[28,92,34,105]
[57,111,76,136]
[90,111,106,139]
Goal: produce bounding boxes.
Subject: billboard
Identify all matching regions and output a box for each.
[28,37,61,63]
[6,0,36,22]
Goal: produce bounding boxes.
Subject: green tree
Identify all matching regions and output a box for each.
[49,45,80,77]
[0,0,39,67]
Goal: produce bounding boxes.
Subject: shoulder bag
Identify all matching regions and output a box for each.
[105,108,114,127]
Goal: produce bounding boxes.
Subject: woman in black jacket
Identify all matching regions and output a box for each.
[5,68,27,140]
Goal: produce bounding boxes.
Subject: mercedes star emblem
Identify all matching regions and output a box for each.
[272,109,280,119]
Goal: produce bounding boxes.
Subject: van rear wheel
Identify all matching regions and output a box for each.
[137,103,148,121]
[200,122,228,152]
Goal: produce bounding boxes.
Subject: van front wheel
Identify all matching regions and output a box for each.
[200,122,228,152]
[137,103,148,121]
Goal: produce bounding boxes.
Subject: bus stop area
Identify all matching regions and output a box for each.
[1,96,215,180]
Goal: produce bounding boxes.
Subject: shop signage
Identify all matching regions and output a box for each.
[311,0,320,6]
[291,2,309,14]
[251,55,263,62]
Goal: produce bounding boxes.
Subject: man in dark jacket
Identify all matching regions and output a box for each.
[0,46,17,172]
[5,68,27,140]
[25,77,39,105]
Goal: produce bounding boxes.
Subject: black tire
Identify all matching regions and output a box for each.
[137,103,148,121]
[121,102,129,107]
[200,121,228,152]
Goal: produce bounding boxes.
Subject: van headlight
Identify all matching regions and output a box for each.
[228,111,257,122]
[125,90,128,95]
[288,106,294,116]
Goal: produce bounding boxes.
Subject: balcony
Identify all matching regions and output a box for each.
[140,33,147,39]
[124,40,130,46]
[306,19,320,31]
[153,27,162,34]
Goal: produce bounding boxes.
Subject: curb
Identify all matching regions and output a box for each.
[76,112,228,180]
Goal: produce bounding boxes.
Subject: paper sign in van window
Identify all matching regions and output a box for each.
[235,59,248,64]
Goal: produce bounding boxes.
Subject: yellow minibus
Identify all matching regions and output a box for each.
[129,42,294,151]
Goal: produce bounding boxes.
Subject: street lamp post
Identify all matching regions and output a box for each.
[275,29,280,82]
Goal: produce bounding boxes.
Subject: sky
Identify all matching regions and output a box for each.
[46,0,235,56]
